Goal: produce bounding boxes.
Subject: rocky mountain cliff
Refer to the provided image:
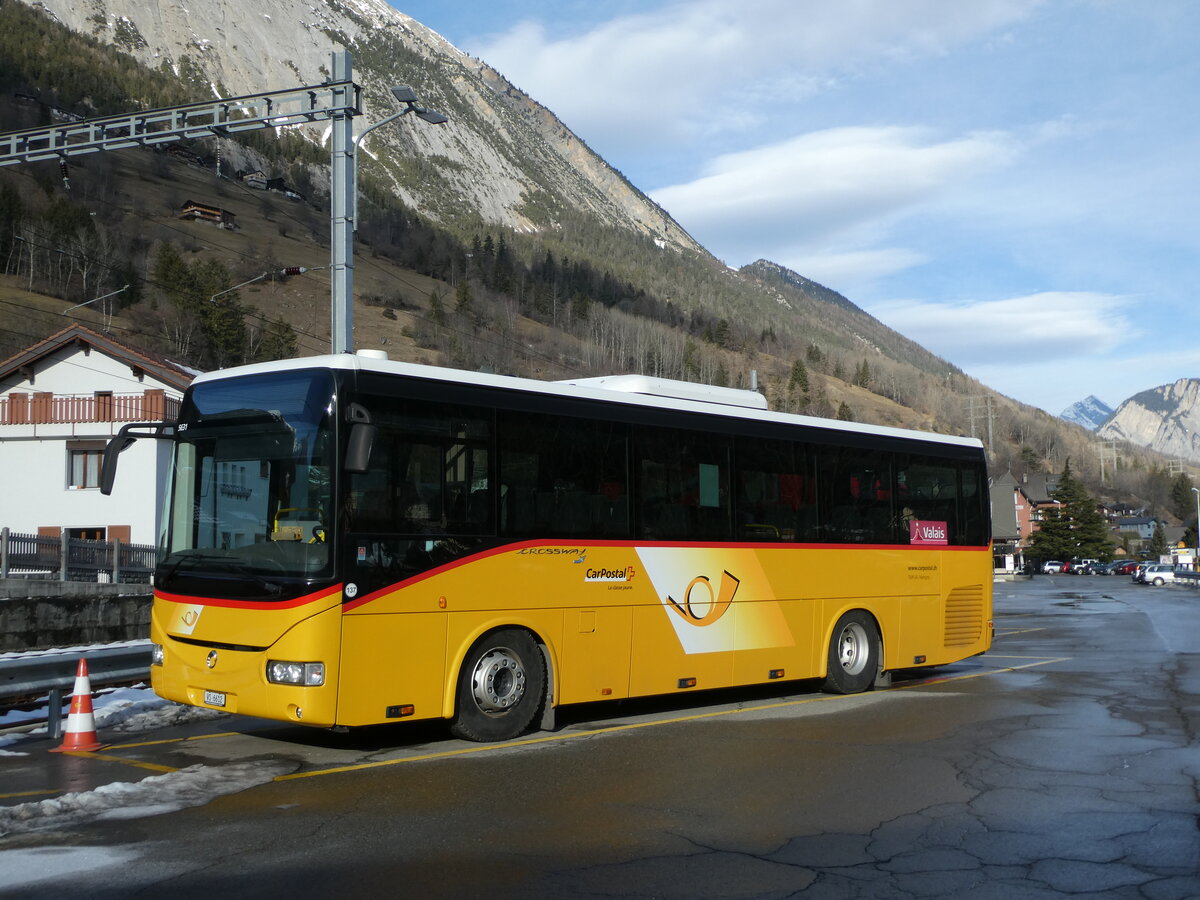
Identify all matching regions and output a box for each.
[1060,395,1114,431]
[23,0,700,253]
[5,0,1192,503]
[1097,379,1200,461]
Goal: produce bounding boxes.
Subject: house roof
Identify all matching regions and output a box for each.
[0,324,199,393]
[1020,473,1061,504]
[1117,516,1157,527]
[989,480,1021,541]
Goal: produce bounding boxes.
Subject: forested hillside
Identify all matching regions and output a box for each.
[0,0,1191,520]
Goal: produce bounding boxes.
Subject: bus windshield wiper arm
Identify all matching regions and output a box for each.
[160,552,281,597]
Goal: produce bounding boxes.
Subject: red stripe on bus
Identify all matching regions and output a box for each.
[155,583,343,611]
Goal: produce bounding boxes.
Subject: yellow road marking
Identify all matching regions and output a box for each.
[0,788,63,800]
[888,658,1070,688]
[61,751,178,773]
[274,657,1068,782]
[108,732,238,750]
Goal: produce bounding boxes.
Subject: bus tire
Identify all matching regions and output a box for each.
[450,628,545,742]
[822,611,879,695]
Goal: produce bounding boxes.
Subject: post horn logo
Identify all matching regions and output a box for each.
[665,570,740,626]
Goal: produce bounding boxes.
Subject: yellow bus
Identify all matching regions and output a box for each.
[104,354,992,742]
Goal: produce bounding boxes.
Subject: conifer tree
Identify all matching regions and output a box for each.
[854,359,871,388]
[1028,459,1113,562]
[1168,473,1196,522]
[428,288,446,325]
[454,279,473,314]
[788,359,809,393]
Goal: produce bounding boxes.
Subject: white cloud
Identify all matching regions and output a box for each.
[648,125,1015,267]
[471,0,1040,154]
[869,291,1134,366]
[778,248,928,291]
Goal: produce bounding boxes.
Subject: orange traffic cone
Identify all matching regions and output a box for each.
[51,658,104,752]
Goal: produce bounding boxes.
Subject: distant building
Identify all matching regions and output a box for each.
[0,325,197,545]
[990,472,1022,573]
[1117,516,1159,541]
[178,199,238,229]
[237,169,268,190]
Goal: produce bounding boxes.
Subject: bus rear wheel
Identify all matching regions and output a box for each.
[450,628,545,742]
[822,611,880,694]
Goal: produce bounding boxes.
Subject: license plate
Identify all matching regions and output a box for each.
[203,690,226,708]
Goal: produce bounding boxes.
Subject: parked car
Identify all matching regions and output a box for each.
[1042,560,1064,574]
[1136,563,1177,586]
[1069,558,1100,574]
[1107,560,1137,576]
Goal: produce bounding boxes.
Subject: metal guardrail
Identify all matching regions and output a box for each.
[0,645,153,739]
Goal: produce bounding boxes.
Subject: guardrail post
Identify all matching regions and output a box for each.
[60,528,69,582]
[1,526,8,578]
[47,687,63,739]
[112,537,122,584]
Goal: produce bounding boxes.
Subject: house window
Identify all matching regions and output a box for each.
[67,441,106,489]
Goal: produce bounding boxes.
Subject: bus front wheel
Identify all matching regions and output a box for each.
[450,628,545,742]
[822,611,880,694]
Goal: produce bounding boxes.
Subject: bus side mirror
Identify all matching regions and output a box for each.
[100,435,136,495]
[346,423,375,473]
[345,403,374,473]
[100,421,177,495]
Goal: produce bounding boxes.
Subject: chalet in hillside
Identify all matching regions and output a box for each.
[178,199,238,229]
[0,325,198,545]
[237,169,268,190]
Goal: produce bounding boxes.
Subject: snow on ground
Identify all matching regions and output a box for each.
[0,758,292,839]
[0,683,224,750]
[0,845,143,892]
[1,655,283,846]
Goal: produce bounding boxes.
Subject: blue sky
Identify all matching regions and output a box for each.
[390,1,1199,416]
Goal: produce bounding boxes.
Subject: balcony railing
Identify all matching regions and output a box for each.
[0,389,179,425]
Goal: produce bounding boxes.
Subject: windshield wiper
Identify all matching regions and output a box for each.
[158,552,281,598]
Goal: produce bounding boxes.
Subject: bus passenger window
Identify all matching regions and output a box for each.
[895,459,958,544]
[736,437,818,542]
[497,413,630,539]
[820,448,893,544]
[636,426,731,541]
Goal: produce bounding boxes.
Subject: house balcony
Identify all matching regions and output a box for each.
[0,389,180,426]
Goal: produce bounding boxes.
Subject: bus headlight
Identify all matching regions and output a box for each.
[151,643,164,666]
[267,660,325,686]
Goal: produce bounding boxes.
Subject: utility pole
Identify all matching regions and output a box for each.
[966,395,994,448]
[330,51,355,354]
[0,55,362,353]
[1095,441,1118,483]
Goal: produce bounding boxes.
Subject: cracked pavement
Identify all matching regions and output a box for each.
[1,577,1197,898]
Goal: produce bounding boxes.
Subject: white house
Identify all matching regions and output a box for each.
[0,325,197,546]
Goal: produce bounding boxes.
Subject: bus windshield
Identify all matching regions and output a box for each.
[158,370,337,600]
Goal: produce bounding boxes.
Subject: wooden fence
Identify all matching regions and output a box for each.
[0,528,155,584]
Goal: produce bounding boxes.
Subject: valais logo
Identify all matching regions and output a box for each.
[910,519,948,546]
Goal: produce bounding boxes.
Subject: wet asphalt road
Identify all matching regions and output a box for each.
[1,575,1198,898]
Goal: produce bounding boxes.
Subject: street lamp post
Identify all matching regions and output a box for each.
[329,52,447,354]
[353,86,448,234]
